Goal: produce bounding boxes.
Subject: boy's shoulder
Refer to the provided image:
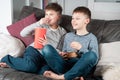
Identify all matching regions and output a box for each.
[64,32,97,39]
[89,33,97,38]
[64,32,75,38]
[65,32,95,37]
[88,33,98,41]
[66,32,75,35]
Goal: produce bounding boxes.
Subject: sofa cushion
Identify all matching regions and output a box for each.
[0,34,25,60]
[87,19,105,43]
[94,41,120,76]
[98,41,120,65]
[101,20,120,43]
[0,67,50,80]
[7,13,36,47]
[59,15,73,32]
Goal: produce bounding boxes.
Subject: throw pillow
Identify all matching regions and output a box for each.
[0,34,25,60]
[7,13,37,47]
[94,41,120,76]
[98,41,120,65]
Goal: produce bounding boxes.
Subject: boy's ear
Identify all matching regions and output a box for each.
[85,18,90,24]
[58,14,62,21]
[59,14,62,18]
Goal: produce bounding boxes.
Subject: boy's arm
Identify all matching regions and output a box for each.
[56,34,66,51]
[20,21,41,37]
[20,17,51,37]
[89,37,99,57]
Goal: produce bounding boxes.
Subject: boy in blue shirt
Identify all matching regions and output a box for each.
[42,6,99,80]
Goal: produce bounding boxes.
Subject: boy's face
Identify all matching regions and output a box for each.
[45,9,61,26]
[71,12,90,30]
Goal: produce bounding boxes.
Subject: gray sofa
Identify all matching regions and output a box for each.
[0,6,120,80]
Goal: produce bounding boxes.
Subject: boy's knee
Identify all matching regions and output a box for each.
[23,63,37,73]
[26,46,34,50]
[42,44,54,56]
[43,44,53,51]
[85,51,98,64]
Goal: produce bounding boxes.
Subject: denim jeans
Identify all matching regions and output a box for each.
[42,44,98,80]
[1,46,45,73]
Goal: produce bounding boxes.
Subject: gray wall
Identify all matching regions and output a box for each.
[13,0,88,19]
[63,0,88,15]
[13,0,26,22]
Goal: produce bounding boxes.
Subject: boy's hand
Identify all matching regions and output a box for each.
[59,52,67,56]
[59,52,69,58]
[38,35,47,46]
[39,18,50,25]
[70,41,82,50]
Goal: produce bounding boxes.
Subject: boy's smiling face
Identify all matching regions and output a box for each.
[45,9,61,26]
[71,12,90,30]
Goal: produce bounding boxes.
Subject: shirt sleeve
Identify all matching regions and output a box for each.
[56,34,66,51]
[88,36,99,57]
[20,21,41,37]
[62,34,67,52]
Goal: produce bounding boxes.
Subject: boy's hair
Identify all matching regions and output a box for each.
[45,3,62,15]
[73,6,91,19]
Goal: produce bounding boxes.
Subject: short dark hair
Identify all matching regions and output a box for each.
[73,6,91,19]
[45,3,62,15]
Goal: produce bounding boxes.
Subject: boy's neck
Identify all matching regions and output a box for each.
[76,28,89,35]
[50,24,58,29]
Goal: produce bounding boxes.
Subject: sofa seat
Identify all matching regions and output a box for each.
[0,67,103,80]
[0,67,51,80]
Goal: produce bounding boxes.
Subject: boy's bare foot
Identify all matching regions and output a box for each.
[80,77,84,80]
[0,62,9,68]
[43,71,64,80]
[43,71,84,80]
[74,77,84,80]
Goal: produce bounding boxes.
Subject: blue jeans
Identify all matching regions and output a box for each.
[41,44,98,80]
[1,46,46,73]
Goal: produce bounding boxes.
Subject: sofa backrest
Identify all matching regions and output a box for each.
[18,6,120,44]
[18,6,45,21]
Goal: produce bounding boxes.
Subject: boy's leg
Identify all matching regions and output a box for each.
[64,51,98,80]
[41,44,67,74]
[1,46,45,73]
[38,64,51,75]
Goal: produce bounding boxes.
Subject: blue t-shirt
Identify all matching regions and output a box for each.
[62,32,99,58]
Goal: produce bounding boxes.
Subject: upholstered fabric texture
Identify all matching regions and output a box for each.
[98,41,120,65]
[17,6,120,44]
[18,6,45,21]
[0,67,51,80]
[94,41,120,76]
[0,34,25,60]
[7,13,37,47]
[101,20,120,43]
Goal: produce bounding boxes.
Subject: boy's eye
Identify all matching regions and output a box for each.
[45,13,54,16]
[45,14,48,16]
[76,18,80,20]
[72,18,80,20]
